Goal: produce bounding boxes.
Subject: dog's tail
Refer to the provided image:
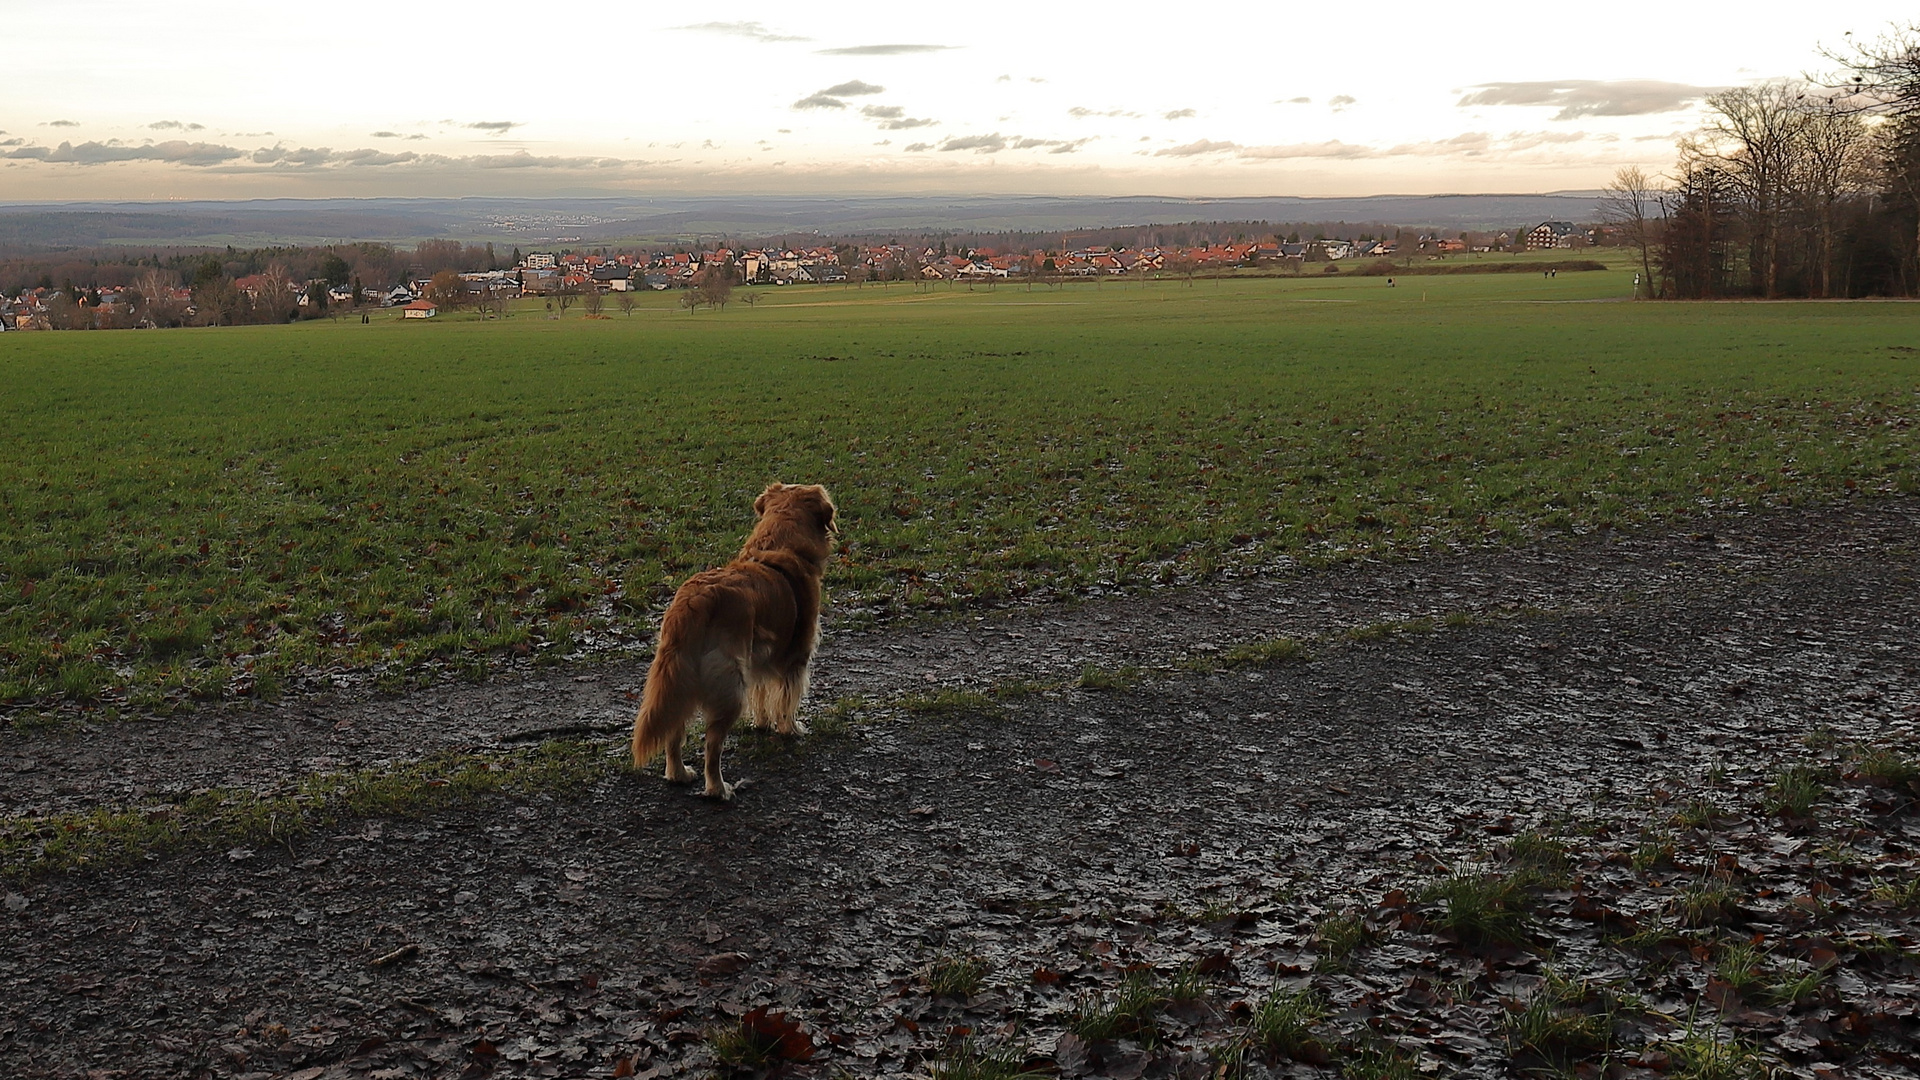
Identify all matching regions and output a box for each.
[631,638,696,767]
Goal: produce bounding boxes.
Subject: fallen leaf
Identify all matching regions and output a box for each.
[696,952,749,978]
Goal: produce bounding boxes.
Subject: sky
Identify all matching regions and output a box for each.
[0,2,1911,202]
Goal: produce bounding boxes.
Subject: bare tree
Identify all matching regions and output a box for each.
[554,281,577,317]
[616,291,637,317]
[133,268,182,327]
[694,264,734,310]
[679,288,702,314]
[258,262,297,321]
[426,269,468,312]
[581,281,605,317]
[1824,23,1920,115]
[1699,81,1810,297]
[1791,101,1872,296]
[1599,166,1664,298]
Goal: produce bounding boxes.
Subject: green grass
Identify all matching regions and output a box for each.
[1218,637,1309,667]
[926,1040,1045,1080]
[1312,911,1379,970]
[1420,871,1534,947]
[1066,970,1163,1041]
[2,273,1916,716]
[1242,985,1328,1061]
[925,954,991,998]
[0,739,618,881]
[1762,765,1829,818]
[1502,971,1619,1072]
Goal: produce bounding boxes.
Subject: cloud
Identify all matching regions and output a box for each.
[372,131,428,140]
[792,94,847,110]
[1328,95,1357,111]
[334,148,422,166]
[673,21,809,43]
[997,74,1011,82]
[860,105,938,130]
[1069,107,1141,119]
[1235,140,1381,160]
[1014,137,1092,154]
[4,139,245,165]
[1278,96,1311,105]
[928,133,1089,154]
[904,142,933,152]
[1456,80,1716,119]
[1163,108,1196,120]
[817,44,956,56]
[44,120,80,127]
[148,120,205,131]
[1154,139,1242,157]
[821,80,885,97]
[939,133,1007,153]
[465,120,520,134]
[1152,129,1594,162]
[0,138,20,147]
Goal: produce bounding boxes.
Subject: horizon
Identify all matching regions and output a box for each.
[5,3,1914,202]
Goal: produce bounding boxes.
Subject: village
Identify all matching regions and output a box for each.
[0,222,1593,328]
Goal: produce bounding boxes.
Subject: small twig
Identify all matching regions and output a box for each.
[369,943,420,968]
[397,997,444,1020]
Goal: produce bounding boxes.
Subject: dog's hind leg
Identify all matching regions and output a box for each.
[701,695,742,801]
[771,664,812,735]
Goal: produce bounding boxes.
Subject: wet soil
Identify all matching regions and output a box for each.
[2,499,1918,1079]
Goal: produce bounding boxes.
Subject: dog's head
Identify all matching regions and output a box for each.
[754,481,838,539]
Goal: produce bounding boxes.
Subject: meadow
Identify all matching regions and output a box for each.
[0,266,1914,718]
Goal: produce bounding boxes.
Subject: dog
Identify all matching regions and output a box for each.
[630,482,837,800]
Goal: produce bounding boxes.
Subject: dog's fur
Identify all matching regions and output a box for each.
[629,482,837,800]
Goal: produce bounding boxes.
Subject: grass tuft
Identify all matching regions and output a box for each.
[1420,871,1532,947]
[1066,970,1162,1041]
[1761,765,1828,818]
[1312,911,1379,970]
[1218,638,1308,667]
[927,1040,1044,1080]
[0,740,617,882]
[1243,985,1327,1061]
[925,954,990,998]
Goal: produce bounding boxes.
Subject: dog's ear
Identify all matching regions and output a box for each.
[753,482,783,517]
[805,486,837,535]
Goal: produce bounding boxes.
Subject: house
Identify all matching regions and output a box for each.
[383,285,416,306]
[403,299,437,319]
[523,252,557,269]
[327,284,356,304]
[1528,221,1581,250]
[590,265,633,291]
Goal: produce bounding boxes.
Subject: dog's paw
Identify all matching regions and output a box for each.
[663,768,695,786]
[698,781,736,802]
[787,721,810,737]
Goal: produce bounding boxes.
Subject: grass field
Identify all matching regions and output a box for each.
[1,266,1915,718]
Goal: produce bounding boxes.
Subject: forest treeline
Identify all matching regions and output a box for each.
[1608,23,1920,298]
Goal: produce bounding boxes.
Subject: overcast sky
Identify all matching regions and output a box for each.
[1,3,1910,202]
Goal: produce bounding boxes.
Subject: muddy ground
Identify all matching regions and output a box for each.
[2,499,1918,1078]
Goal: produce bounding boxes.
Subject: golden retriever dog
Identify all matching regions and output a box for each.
[630,482,837,800]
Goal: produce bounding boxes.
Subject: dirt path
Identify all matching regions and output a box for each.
[2,500,1918,1079]
[4,499,1917,819]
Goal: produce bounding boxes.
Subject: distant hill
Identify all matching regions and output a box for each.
[0,193,1608,251]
